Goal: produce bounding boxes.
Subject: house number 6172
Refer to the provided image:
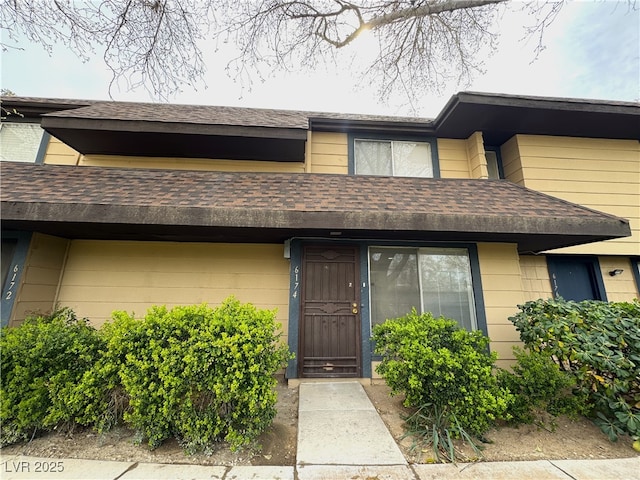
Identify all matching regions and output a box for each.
[5,265,19,300]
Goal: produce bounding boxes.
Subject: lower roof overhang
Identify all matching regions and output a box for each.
[1,163,631,254]
[1,202,630,254]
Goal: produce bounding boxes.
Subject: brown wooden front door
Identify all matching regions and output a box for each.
[299,245,361,378]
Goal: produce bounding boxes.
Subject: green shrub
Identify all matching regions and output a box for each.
[0,308,103,446]
[509,298,640,441]
[71,297,292,452]
[372,310,512,462]
[497,347,589,425]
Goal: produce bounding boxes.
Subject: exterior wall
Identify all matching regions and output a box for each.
[55,241,291,342]
[437,138,472,179]
[598,256,639,301]
[44,136,305,172]
[307,132,348,174]
[10,233,69,327]
[503,135,640,256]
[45,131,485,180]
[78,155,305,173]
[466,132,489,179]
[520,255,638,302]
[44,136,81,165]
[519,255,553,301]
[477,243,525,368]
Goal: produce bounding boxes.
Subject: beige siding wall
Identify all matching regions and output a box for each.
[520,255,639,303]
[519,255,553,301]
[599,256,640,301]
[506,135,640,256]
[78,154,305,173]
[10,234,69,327]
[307,131,348,174]
[500,137,525,185]
[477,243,524,368]
[44,136,305,172]
[44,137,81,165]
[437,138,472,179]
[55,241,291,341]
[466,132,489,179]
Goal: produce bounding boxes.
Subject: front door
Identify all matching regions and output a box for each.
[299,245,361,377]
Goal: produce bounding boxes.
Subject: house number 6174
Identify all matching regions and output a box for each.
[292,266,300,299]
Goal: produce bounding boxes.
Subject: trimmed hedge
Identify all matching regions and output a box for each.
[0,308,103,446]
[1,298,292,453]
[372,310,512,437]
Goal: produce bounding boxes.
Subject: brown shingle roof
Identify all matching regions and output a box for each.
[44,102,313,129]
[1,162,630,252]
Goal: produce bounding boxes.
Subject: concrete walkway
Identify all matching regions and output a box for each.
[1,381,639,479]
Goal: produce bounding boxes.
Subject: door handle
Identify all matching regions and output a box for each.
[352,303,358,314]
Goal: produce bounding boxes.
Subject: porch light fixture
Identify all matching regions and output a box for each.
[609,269,624,276]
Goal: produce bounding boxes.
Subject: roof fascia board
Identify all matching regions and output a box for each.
[2,201,630,239]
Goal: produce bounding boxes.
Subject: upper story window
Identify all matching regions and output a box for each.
[0,122,46,163]
[349,134,439,178]
[484,147,504,179]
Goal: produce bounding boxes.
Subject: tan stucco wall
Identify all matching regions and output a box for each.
[54,241,291,342]
[10,233,69,327]
[502,135,640,256]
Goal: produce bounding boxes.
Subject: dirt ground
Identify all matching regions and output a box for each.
[2,381,637,466]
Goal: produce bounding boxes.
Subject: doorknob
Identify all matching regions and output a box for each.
[352,308,358,314]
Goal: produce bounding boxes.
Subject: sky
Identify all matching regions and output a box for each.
[1,1,638,118]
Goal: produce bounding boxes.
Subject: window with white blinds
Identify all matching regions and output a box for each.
[0,123,45,163]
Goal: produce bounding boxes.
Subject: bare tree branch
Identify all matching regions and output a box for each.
[0,0,636,105]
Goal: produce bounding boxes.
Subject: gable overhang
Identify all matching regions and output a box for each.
[1,163,630,254]
[40,116,308,161]
[310,92,640,143]
[435,92,640,144]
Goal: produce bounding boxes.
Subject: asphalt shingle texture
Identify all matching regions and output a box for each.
[0,161,618,220]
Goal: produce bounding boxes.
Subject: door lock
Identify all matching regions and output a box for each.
[352,303,358,314]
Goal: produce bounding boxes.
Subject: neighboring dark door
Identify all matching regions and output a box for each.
[299,245,361,377]
[547,256,606,301]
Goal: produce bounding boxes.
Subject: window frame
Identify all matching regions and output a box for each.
[348,132,440,178]
[368,245,479,332]
[366,242,487,335]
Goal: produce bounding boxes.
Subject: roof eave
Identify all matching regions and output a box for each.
[2,201,630,253]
